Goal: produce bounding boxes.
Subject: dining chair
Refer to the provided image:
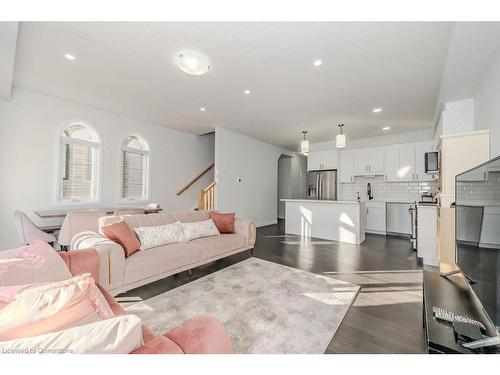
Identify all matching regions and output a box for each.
[58,210,108,247]
[14,210,57,246]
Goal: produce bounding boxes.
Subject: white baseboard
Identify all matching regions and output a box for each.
[256,219,278,228]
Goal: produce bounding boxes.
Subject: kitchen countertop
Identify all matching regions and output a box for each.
[280,199,362,205]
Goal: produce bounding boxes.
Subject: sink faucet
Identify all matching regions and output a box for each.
[367,182,373,200]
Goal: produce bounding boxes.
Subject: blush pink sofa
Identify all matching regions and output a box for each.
[70,210,256,296]
[2,246,232,354]
[61,249,232,354]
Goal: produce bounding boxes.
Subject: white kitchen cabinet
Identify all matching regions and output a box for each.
[307,151,321,171]
[368,148,385,173]
[365,201,386,234]
[398,144,416,182]
[384,146,400,182]
[307,150,338,171]
[339,149,355,183]
[353,147,385,175]
[459,164,488,181]
[415,141,434,182]
[353,149,369,174]
[480,206,500,248]
[417,204,438,266]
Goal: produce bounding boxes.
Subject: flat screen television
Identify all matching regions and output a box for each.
[456,156,500,327]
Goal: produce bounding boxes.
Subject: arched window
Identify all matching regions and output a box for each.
[59,124,100,203]
[121,135,150,201]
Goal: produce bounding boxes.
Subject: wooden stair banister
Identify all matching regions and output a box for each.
[199,182,216,210]
[176,163,214,196]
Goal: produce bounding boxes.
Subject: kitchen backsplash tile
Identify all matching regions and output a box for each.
[338,175,438,202]
[456,171,500,205]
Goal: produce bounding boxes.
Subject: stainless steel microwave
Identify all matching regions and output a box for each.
[425,151,439,174]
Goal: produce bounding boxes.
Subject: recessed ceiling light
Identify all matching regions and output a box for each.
[64,53,75,61]
[174,50,210,76]
[244,89,251,95]
[313,60,323,67]
[372,108,383,113]
[382,126,391,131]
[200,107,206,112]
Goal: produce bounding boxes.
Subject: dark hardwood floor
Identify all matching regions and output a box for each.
[119,219,426,354]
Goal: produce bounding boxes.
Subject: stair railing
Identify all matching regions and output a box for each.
[199,182,216,210]
[176,163,214,196]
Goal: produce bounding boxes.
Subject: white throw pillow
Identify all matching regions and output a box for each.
[134,221,185,250]
[0,315,144,354]
[0,273,114,340]
[182,219,220,242]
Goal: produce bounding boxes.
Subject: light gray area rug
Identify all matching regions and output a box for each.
[124,258,359,353]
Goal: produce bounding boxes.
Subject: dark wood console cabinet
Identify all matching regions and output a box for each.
[423,269,500,354]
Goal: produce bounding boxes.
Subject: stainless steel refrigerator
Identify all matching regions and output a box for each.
[306,170,337,200]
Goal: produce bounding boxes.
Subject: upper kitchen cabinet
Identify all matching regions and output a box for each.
[368,148,385,173]
[339,149,355,183]
[384,146,400,182]
[415,141,434,182]
[398,144,416,182]
[307,149,338,171]
[353,147,385,175]
[353,149,369,174]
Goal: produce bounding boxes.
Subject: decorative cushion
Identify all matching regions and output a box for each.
[182,219,220,242]
[134,222,185,250]
[0,315,144,354]
[0,284,37,310]
[101,220,141,257]
[0,274,114,340]
[0,242,72,287]
[209,212,236,233]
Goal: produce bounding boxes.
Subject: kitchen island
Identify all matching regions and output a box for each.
[281,199,366,244]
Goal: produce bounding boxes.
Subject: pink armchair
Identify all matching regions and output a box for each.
[58,249,232,354]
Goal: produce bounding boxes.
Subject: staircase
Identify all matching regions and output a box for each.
[199,182,216,210]
[177,163,216,210]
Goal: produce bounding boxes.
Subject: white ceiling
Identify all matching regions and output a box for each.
[13,22,452,150]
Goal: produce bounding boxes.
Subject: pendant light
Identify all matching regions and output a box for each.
[336,124,346,149]
[300,131,309,154]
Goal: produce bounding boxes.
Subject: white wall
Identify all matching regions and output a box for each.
[276,153,306,219]
[0,89,214,249]
[277,156,291,219]
[215,127,284,227]
[475,49,500,158]
[310,128,433,152]
[441,98,475,135]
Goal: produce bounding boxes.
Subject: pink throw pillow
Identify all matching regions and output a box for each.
[102,220,141,257]
[0,274,114,340]
[0,242,72,286]
[209,212,235,234]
